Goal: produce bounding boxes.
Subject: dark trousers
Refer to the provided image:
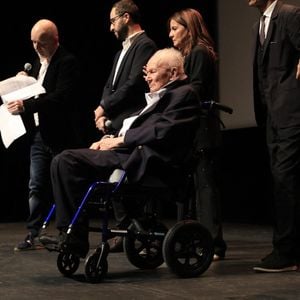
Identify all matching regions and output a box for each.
[266,122,300,259]
[27,130,53,237]
[51,148,123,229]
[193,148,227,256]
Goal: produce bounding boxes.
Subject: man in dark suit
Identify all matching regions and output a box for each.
[7,19,83,251]
[94,0,157,133]
[248,0,300,272]
[93,0,157,250]
[39,48,201,257]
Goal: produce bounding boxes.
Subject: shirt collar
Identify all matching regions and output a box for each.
[145,88,167,106]
[263,0,277,18]
[122,30,144,50]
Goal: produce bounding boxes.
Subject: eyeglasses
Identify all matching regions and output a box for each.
[110,12,125,25]
[144,66,172,76]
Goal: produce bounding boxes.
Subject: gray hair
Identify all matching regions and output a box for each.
[151,47,186,78]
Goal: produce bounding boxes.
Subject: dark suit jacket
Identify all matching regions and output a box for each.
[184,44,221,149]
[185,44,217,101]
[114,79,201,187]
[100,32,157,131]
[252,1,300,128]
[22,46,82,152]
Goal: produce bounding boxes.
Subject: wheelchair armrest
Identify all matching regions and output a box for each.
[108,169,127,183]
[201,100,233,114]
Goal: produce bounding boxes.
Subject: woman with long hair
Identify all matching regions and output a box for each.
[168,8,227,261]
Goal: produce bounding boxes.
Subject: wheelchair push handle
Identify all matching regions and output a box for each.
[201,100,233,114]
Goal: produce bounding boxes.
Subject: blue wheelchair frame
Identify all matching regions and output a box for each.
[41,101,232,283]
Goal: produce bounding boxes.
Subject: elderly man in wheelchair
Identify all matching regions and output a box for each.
[40,47,217,282]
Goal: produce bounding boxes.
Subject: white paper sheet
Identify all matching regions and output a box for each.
[0,75,45,148]
[0,75,45,103]
[0,104,26,148]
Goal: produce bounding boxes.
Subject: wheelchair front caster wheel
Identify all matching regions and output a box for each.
[163,220,214,278]
[84,250,108,283]
[57,252,80,276]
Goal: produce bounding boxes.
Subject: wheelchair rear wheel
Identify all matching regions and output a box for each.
[124,219,168,269]
[163,220,214,278]
[57,252,80,276]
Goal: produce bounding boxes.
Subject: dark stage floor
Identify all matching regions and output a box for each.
[0,221,299,300]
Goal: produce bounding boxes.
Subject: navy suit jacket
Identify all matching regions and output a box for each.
[22,46,82,152]
[113,79,201,186]
[100,32,157,131]
[252,1,300,128]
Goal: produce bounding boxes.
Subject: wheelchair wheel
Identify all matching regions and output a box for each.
[84,250,108,283]
[124,219,168,269]
[163,220,214,278]
[57,252,80,276]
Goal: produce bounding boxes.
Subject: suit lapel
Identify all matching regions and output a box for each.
[262,1,280,59]
[252,21,260,63]
[112,33,145,87]
[110,51,121,87]
[129,80,183,128]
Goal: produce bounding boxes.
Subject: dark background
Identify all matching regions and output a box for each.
[0,0,272,224]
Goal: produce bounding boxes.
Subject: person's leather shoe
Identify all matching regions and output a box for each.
[108,236,124,252]
[39,232,67,252]
[213,248,226,261]
[213,253,225,261]
[14,232,44,251]
[254,251,298,273]
[61,233,89,258]
[40,231,89,258]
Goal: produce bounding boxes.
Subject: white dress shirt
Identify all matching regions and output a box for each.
[34,60,49,126]
[260,0,278,39]
[112,30,144,85]
[118,88,167,137]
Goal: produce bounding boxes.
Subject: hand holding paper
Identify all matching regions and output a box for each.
[0,75,45,148]
[0,75,45,103]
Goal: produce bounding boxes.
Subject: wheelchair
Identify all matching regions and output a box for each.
[42,169,214,283]
[42,101,233,283]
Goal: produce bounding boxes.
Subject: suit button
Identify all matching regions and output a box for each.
[138,145,143,149]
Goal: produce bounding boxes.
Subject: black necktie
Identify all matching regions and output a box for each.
[259,15,266,45]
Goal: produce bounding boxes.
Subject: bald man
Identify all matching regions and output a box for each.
[7,19,83,251]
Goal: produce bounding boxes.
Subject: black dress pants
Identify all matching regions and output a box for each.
[50,148,124,230]
[266,123,300,259]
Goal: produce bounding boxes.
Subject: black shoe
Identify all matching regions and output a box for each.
[40,231,89,258]
[108,236,124,252]
[14,233,44,251]
[62,232,89,258]
[213,253,225,261]
[261,251,274,262]
[213,239,226,261]
[254,251,298,273]
[39,232,67,252]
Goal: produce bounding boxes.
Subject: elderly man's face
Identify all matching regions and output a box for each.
[144,59,172,93]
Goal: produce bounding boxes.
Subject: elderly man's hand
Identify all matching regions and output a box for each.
[89,136,124,151]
